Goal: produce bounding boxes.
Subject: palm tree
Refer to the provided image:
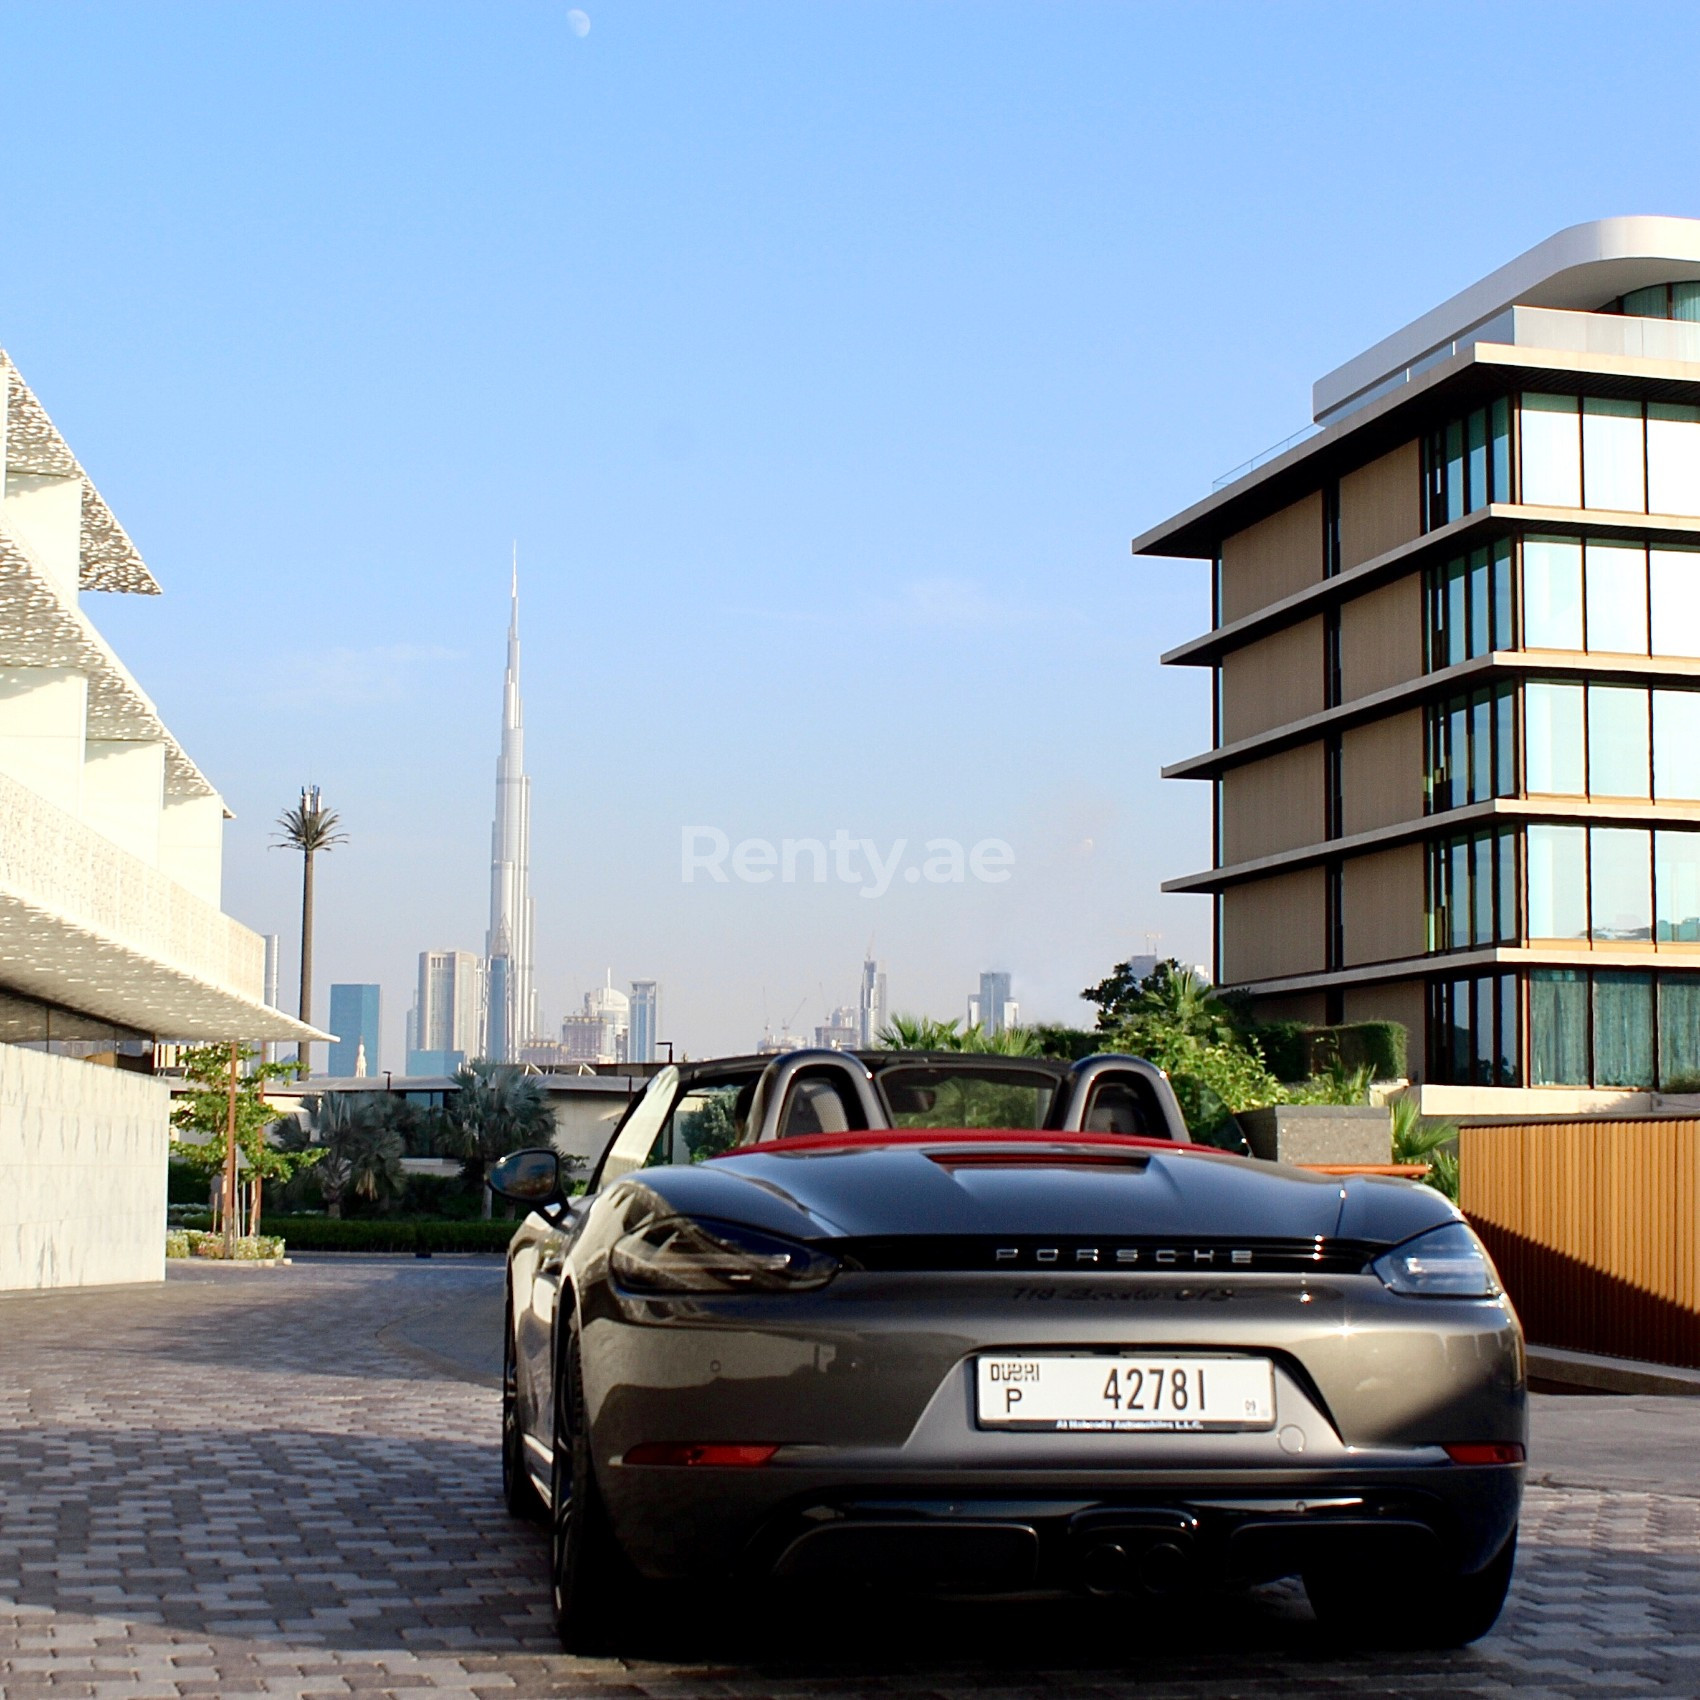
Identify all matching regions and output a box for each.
[281,1093,406,1216]
[272,786,347,1075]
[875,1014,1043,1056]
[440,1061,557,1216]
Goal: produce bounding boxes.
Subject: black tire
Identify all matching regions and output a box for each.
[550,1335,641,1654]
[501,1295,547,1522]
[1306,1527,1516,1648]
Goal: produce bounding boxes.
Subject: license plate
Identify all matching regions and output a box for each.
[976,1354,1275,1432]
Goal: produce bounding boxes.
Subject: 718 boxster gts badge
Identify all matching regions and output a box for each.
[492,1047,1525,1654]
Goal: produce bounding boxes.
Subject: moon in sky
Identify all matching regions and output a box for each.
[566,8,590,35]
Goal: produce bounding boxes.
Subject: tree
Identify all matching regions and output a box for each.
[172,1043,316,1241]
[279,1093,407,1216]
[439,1062,559,1216]
[1083,957,1241,1045]
[1089,959,1285,1145]
[272,786,347,1075]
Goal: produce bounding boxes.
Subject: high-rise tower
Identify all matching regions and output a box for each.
[486,560,538,1060]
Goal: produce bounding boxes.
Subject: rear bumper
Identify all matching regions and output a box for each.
[757,1477,1522,1594]
[604,1463,1522,1589]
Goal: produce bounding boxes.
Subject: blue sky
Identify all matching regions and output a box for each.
[6,2,1699,1061]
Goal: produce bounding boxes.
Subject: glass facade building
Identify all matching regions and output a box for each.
[1138,221,1700,1103]
[327,983,381,1077]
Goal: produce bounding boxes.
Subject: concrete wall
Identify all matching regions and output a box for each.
[158,793,225,907]
[4,472,83,601]
[0,1044,170,1291]
[82,739,165,866]
[0,667,87,815]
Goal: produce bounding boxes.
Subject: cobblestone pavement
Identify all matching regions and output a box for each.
[2,1259,1698,1700]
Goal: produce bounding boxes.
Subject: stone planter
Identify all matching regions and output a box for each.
[1238,1104,1392,1166]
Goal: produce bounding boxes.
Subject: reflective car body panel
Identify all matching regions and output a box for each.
[503,1051,1525,1595]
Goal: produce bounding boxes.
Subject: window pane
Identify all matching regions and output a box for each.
[1495,686,1516,796]
[1472,976,1495,1084]
[1467,548,1489,657]
[1497,830,1518,941]
[1525,680,1585,793]
[1582,397,1646,512]
[1470,693,1492,800]
[1467,410,1488,514]
[1491,399,1511,503]
[1650,548,1700,657]
[1623,284,1672,319]
[1587,684,1651,797]
[1445,557,1469,667]
[1493,539,1514,649]
[1647,402,1700,516]
[1675,284,1700,323]
[1445,419,1465,525]
[1449,701,1469,800]
[1448,978,1471,1081]
[1590,826,1653,941]
[1427,710,1451,812]
[1658,976,1700,1091]
[1522,536,1583,648]
[1427,844,1448,949]
[1521,394,1582,507]
[1531,969,1590,1085]
[1653,689,1700,800]
[1584,540,1649,653]
[1472,834,1495,944]
[1450,839,1471,950]
[1528,824,1589,939]
[1593,972,1655,1087]
[1656,831,1700,942]
[1497,972,1521,1086]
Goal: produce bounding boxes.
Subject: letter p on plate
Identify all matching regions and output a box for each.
[1005,1386,1024,1413]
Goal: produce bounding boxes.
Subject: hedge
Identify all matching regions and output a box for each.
[1248,1020,1408,1083]
[1308,1020,1407,1081]
[166,1230,285,1260]
[261,1217,515,1253]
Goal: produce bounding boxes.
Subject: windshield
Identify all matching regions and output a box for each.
[877,1063,1058,1130]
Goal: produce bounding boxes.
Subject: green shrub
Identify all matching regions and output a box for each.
[1310,1020,1407,1081]
[261,1217,514,1253]
[1246,1021,1310,1082]
[1249,1020,1408,1083]
[167,1160,210,1206]
[165,1230,285,1260]
[1028,1025,1104,1061]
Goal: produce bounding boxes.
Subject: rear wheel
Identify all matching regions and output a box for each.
[1306,1526,1516,1648]
[550,1336,641,1653]
[501,1296,546,1522]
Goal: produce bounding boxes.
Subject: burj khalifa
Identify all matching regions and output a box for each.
[485,562,538,1061]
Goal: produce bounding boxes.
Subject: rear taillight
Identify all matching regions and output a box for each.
[622,1442,779,1467]
[1444,1442,1525,1465]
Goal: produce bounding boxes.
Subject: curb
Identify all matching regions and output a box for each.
[1529,1343,1700,1397]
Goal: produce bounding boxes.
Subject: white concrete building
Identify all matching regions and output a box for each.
[414,948,486,1063]
[0,350,316,1292]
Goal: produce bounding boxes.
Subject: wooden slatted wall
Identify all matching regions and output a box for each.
[1460,1118,1700,1368]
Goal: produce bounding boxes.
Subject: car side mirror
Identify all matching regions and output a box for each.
[488,1148,563,1207]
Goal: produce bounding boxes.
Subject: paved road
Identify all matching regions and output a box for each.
[2,1258,1699,1699]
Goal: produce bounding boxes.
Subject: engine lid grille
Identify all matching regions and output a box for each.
[836,1236,1378,1275]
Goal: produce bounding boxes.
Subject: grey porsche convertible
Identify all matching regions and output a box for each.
[491,1047,1524,1654]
